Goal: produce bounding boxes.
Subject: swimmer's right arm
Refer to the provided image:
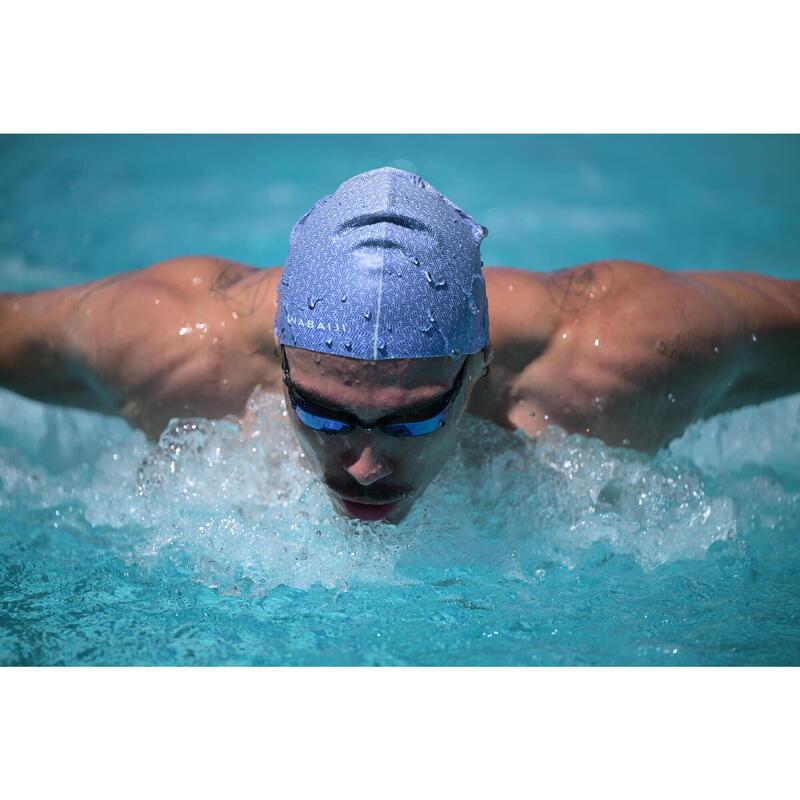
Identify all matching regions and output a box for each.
[0,256,283,436]
[0,282,111,411]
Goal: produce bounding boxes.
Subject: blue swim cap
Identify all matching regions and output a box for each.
[274,167,489,360]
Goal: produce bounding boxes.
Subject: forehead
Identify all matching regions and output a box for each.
[285,346,465,416]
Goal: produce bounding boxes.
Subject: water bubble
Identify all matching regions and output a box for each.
[543,414,550,421]
[593,338,600,347]
[750,332,759,343]
[667,393,676,404]
[561,332,568,339]
[713,345,720,355]
[657,340,668,355]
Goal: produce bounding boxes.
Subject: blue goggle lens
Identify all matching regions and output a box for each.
[291,395,449,437]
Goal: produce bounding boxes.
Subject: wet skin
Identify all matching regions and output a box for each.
[1,255,799,521]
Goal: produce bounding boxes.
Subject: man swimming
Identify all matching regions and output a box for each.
[2,167,799,522]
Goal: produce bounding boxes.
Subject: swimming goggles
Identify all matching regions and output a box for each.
[281,346,467,437]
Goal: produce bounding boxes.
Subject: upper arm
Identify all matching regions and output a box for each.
[67,256,280,417]
[1,256,281,430]
[487,260,800,449]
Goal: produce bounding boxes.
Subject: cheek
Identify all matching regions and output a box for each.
[290,420,336,468]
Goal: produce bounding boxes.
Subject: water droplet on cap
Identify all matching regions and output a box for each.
[363,310,372,320]
[344,340,352,350]
[325,337,333,347]
[341,295,347,302]
[377,339,386,351]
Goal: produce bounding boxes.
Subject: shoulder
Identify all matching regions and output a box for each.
[483,260,666,349]
[131,255,261,294]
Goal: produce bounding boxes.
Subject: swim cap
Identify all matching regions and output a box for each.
[274,167,489,360]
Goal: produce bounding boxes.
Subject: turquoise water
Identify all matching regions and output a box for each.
[1,134,799,666]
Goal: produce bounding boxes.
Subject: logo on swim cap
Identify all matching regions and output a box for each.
[274,166,489,360]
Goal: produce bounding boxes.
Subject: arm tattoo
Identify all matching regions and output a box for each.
[546,262,615,312]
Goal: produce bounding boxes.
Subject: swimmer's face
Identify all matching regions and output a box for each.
[281,346,489,524]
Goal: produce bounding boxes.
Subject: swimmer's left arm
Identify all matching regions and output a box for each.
[684,270,800,414]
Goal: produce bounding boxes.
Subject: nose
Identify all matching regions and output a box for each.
[341,436,394,486]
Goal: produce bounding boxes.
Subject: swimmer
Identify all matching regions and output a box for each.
[2,167,799,522]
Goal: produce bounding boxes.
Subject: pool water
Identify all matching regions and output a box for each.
[1,135,799,666]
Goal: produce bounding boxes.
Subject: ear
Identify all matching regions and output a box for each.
[272,329,281,358]
[479,342,494,377]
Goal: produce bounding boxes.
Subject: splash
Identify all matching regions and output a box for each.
[1,389,799,595]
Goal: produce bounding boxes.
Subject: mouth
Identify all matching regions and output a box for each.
[336,495,402,521]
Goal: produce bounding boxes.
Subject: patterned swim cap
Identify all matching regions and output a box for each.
[274,167,489,360]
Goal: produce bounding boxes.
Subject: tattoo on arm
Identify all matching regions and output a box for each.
[546,262,615,312]
[209,263,272,317]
